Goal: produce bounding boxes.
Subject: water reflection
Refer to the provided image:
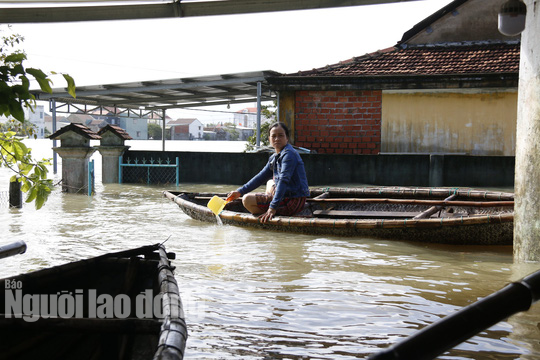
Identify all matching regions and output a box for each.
[0,141,539,359]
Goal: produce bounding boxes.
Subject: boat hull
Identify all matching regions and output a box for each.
[164,187,514,245]
[0,244,187,360]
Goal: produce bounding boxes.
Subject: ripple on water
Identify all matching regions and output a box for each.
[0,156,537,359]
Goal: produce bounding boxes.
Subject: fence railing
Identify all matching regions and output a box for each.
[119,156,179,186]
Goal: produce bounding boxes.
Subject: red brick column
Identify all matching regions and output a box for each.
[294,90,381,154]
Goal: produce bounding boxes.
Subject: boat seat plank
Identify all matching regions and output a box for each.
[312,210,420,219]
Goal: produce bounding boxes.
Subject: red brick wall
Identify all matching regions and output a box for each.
[294,90,382,154]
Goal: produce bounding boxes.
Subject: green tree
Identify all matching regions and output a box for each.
[147,123,163,140]
[0,28,75,209]
[244,102,277,151]
[223,122,239,141]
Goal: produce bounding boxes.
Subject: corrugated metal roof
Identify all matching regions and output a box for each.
[0,0,415,23]
[33,70,279,118]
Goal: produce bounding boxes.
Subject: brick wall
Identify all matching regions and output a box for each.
[294,90,382,154]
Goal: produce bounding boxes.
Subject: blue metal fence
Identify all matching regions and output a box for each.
[119,156,179,186]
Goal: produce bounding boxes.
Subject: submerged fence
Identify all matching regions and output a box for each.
[119,155,179,186]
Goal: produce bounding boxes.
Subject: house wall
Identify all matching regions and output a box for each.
[381,90,518,155]
[406,0,518,44]
[189,120,204,139]
[27,105,45,138]
[172,124,189,140]
[119,118,148,140]
[293,90,382,154]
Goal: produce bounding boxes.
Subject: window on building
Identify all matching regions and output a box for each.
[136,131,141,137]
[133,119,138,124]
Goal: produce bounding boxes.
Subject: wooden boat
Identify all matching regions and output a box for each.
[0,243,187,360]
[163,187,514,245]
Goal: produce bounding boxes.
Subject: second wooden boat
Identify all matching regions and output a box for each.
[0,243,187,360]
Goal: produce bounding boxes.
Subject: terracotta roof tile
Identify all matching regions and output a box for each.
[288,42,520,77]
[49,123,101,140]
[97,124,133,140]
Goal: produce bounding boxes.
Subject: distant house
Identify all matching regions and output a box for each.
[168,118,204,140]
[67,113,96,126]
[89,107,148,140]
[233,107,274,128]
[26,105,46,138]
[65,113,107,133]
[268,0,519,156]
[117,117,147,140]
[44,114,70,135]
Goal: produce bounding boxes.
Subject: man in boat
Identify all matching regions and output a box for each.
[227,122,310,223]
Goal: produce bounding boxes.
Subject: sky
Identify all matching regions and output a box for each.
[7,0,453,123]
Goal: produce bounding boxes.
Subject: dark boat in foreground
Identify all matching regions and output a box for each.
[164,187,514,245]
[0,243,187,360]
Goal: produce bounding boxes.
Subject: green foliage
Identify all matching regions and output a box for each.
[0,27,75,209]
[0,131,52,209]
[0,117,38,138]
[223,122,239,141]
[244,102,277,151]
[147,123,163,140]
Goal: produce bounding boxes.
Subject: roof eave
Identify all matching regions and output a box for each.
[267,73,519,91]
[396,0,469,46]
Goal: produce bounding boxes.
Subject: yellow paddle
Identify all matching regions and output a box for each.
[207,195,230,215]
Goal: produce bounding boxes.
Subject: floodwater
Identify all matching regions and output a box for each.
[1,140,540,359]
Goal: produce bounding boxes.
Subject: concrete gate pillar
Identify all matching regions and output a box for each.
[514,0,540,262]
[49,123,101,194]
[95,125,132,184]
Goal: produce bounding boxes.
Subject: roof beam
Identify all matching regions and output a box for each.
[34,74,269,100]
[0,0,417,23]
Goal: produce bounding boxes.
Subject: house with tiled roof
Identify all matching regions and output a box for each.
[44,114,69,136]
[268,0,520,156]
[168,118,204,140]
[233,107,274,128]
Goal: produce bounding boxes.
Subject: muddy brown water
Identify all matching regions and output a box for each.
[1,140,539,359]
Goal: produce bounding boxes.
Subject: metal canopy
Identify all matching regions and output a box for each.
[0,0,416,23]
[34,70,279,118]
